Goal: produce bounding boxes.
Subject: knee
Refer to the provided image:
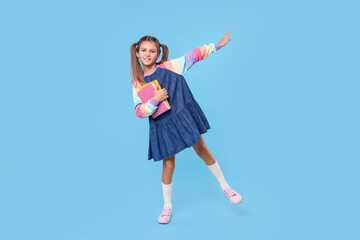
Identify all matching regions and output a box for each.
[194,142,208,158]
[163,156,175,169]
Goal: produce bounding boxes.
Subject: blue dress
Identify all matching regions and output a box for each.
[145,66,211,162]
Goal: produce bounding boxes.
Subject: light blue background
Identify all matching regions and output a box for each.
[1,0,359,239]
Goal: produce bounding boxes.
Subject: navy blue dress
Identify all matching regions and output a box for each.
[145,66,211,162]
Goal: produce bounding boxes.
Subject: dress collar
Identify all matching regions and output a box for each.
[144,64,159,77]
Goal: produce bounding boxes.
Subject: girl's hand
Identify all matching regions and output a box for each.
[153,83,168,103]
[219,31,231,48]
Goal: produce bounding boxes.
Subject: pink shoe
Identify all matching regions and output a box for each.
[157,207,172,224]
[223,186,243,204]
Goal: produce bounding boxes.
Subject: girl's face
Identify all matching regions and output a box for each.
[136,41,160,67]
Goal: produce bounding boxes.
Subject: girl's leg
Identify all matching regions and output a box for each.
[192,135,216,166]
[158,155,175,224]
[192,135,229,189]
[162,155,175,184]
[192,135,243,204]
[162,155,175,208]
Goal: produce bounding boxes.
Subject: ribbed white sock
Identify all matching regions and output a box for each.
[162,182,172,208]
[207,161,229,190]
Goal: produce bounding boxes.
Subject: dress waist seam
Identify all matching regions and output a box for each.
[152,99,196,127]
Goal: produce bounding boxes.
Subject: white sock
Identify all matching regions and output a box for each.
[207,161,229,190]
[162,182,172,208]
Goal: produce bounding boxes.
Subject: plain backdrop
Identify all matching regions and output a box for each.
[1,0,359,239]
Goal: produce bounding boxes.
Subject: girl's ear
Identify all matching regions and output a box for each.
[136,52,139,58]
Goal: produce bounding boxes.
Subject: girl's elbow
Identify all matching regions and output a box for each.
[136,113,147,118]
[134,109,146,118]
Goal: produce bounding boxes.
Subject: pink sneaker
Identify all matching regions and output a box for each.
[157,207,172,224]
[223,186,243,204]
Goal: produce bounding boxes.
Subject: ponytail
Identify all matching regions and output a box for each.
[130,41,145,86]
[157,44,169,65]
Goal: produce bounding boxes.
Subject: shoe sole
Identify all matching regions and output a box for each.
[158,217,171,224]
[158,215,172,224]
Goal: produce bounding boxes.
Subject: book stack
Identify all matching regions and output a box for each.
[137,79,171,119]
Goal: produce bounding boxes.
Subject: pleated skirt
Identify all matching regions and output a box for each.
[148,99,210,161]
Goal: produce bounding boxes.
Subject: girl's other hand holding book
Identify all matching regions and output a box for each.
[154,83,168,103]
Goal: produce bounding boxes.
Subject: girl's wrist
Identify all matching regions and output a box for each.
[215,42,221,50]
[149,98,159,106]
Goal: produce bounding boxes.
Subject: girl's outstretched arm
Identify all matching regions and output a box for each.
[159,42,220,76]
[132,80,159,118]
[159,31,232,76]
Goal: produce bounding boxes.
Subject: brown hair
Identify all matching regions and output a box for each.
[130,35,169,87]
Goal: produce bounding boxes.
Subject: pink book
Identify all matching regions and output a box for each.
[137,80,171,119]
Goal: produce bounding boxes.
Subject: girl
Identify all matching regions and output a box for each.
[130,31,242,224]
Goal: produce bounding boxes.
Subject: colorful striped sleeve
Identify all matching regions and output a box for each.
[159,42,221,76]
[132,80,159,118]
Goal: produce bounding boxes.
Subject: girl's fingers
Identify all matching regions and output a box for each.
[220,31,231,46]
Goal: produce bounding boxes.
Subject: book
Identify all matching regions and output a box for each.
[137,79,171,119]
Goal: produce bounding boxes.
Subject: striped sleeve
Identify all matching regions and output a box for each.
[159,42,221,76]
[132,80,159,118]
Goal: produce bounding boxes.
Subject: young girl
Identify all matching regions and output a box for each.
[130,31,242,224]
